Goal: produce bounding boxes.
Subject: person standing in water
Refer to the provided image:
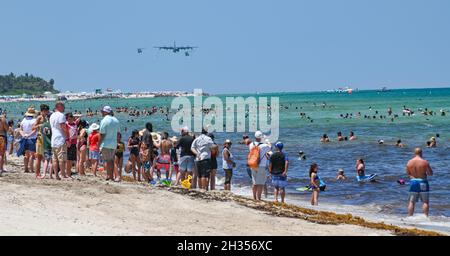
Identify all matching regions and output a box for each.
[207,133,219,190]
[191,128,214,190]
[248,131,270,201]
[406,148,433,217]
[309,163,320,206]
[222,139,236,191]
[356,159,366,177]
[269,142,289,203]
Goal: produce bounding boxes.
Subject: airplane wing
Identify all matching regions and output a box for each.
[154,46,174,50]
[178,46,198,50]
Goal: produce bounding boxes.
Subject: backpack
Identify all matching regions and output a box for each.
[247,142,261,170]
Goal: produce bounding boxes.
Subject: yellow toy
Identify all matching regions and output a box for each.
[181,175,193,189]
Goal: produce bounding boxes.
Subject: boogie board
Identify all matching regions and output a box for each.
[296,177,327,192]
[356,174,377,182]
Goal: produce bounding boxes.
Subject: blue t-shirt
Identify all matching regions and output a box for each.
[99,115,120,149]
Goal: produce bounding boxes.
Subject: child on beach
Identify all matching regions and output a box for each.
[336,169,346,180]
[42,117,52,179]
[65,113,80,177]
[114,132,125,181]
[88,123,100,176]
[309,163,320,206]
[140,142,151,182]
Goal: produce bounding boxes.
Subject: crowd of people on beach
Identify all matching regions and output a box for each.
[0,101,438,217]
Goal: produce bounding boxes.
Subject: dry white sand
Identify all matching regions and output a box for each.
[0,156,391,236]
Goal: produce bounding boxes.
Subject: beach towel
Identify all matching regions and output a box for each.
[16,138,26,157]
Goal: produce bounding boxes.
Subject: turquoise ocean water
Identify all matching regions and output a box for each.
[2,88,449,232]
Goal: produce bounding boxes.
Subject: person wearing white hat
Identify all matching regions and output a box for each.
[99,106,120,181]
[20,107,38,173]
[248,130,270,200]
[88,123,101,177]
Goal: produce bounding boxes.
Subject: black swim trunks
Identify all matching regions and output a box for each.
[196,159,211,178]
[67,143,77,161]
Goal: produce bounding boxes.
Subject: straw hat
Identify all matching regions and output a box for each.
[25,107,37,117]
[151,132,162,143]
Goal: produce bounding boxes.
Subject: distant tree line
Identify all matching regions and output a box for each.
[0,72,59,95]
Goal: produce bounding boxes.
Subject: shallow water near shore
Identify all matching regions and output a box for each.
[2,88,449,233]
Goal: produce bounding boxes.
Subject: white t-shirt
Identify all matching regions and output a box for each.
[191,134,214,161]
[21,117,37,139]
[249,141,271,167]
[49,111,66,147]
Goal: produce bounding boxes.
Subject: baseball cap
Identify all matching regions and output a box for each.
[275,141,283,150]
[254,131,263,139]
[181,126,190,133]
[102,106,113,113]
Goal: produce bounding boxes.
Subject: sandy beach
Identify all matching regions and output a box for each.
[1,156,443,236]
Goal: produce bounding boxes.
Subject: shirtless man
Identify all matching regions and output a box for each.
[406,148,433,217]
[0,113,8,174]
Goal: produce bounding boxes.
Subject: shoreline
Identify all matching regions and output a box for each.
[0,156,443,236]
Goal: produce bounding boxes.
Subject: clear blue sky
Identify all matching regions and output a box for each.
[1,0,450,94]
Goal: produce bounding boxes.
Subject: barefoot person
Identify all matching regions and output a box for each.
[33,104,50,178]
[176,126,195,186]
[0,113,8,175]
[88,123,101,176]
[310,163,320,206]
[41,115,53,178]
[406,148,433,217]
[125,129,141,181]
[20,107,38,174]
[207,133,219,190]
[222,139,236,191]
[152,131,173,180]
[269,142,289,203]
[65,112,80,177]
[98,106,120,181]
[114,132,125,181]
[191,128,214,190]
[248,131,270,201]
[49,102,69,179]
[77,120,89,176]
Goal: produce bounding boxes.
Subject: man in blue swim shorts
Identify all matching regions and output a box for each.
[406,148,433,217]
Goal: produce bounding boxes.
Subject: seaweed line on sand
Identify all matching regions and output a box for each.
[166,187,444,236]
[3,157,444,236]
